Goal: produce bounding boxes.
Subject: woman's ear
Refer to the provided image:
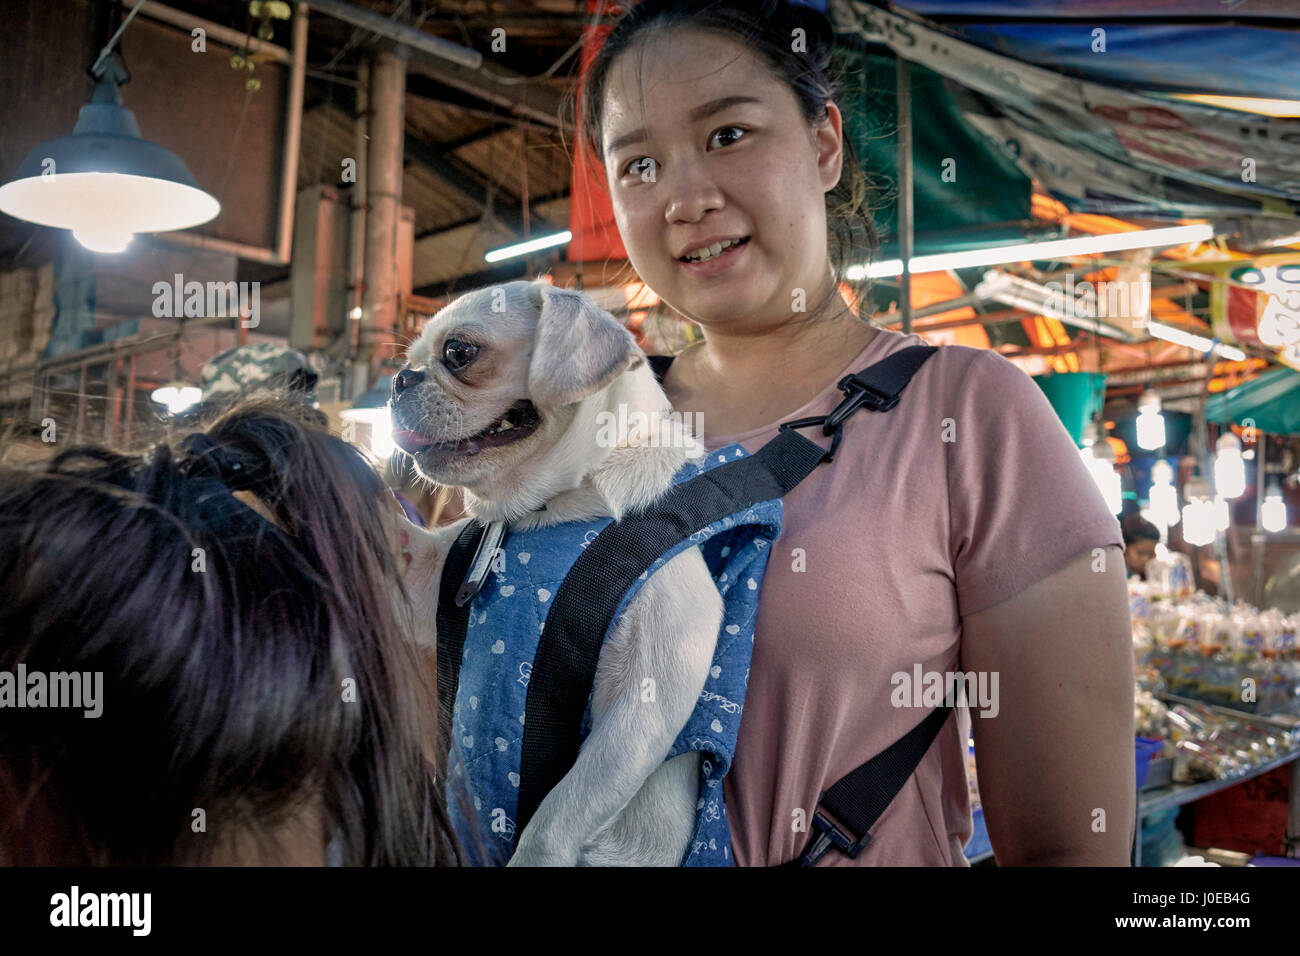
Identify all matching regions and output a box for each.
[526,283,644,408]
[815,99,844,194]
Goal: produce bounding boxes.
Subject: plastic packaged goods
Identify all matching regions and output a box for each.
[1144,550,1194,600]
[1135,690,1170,739]
[1127,579,1300,718]
[1134,690,1300,784]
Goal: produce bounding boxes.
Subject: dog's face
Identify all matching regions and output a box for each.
[390,280,643,491]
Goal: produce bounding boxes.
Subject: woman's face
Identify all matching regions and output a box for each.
[599,27,844,335]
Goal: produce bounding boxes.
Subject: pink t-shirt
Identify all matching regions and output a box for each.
[685,327,1124,866]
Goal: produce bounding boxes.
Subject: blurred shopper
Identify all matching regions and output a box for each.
[0,400,467,865]
[1121,514,1162,579]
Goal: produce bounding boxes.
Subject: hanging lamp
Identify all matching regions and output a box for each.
[0,1,219,253]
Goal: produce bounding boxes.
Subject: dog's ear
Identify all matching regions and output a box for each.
[526,283,644,408]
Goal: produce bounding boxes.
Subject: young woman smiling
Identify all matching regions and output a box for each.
[574,0,1135,866]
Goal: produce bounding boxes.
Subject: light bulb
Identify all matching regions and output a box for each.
[1182,499,1216,546]
[73,224,132,254]
[150,384,201,415]
[1263,482,1288,533]
[1150,481,1180,527]
[1087,455,1122,515]
[1214,432,1246,499]
[1135,391,1166,450]
[1213,494,1230,531]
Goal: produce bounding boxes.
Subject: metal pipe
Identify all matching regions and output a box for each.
[298,0,482,70]
[124,354,136,447]
[138,1,291,63]
[277,4,310,264]
[359,49,406,392]
[142,1,306,265]
[1252,436,1267,606]
[298,0,562,129]
[896,56,913,336]
[349,60,370,360]
[75,364,87,442]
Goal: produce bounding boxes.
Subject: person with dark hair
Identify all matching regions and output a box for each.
[1120,514,1161,580]
[0,399,466,865]
[573,0,1134,865]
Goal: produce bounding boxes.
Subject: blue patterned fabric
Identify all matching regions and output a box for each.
[444,442,782,866]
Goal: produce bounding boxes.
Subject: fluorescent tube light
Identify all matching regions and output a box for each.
[485,231,572,263]
[848,224,1214,281]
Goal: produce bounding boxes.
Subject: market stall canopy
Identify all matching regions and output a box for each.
[837,0,1300,227]
[1204,365,1300,437]
[841,49,1033,258]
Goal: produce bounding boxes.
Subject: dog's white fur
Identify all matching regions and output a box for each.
[394,279,723,866]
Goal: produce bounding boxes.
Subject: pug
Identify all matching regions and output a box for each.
[391,279,723,866]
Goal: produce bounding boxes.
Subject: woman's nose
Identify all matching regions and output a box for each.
[663,164,724,222]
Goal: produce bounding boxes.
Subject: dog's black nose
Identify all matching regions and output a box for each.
[393,368,425,396]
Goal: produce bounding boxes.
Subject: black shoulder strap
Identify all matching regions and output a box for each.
[435,518,488,770]
[437,344,940,853]
[779,705,954,867]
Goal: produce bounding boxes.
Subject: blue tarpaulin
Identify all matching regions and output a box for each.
[836,2,1300,222]
[890,1,1300,99]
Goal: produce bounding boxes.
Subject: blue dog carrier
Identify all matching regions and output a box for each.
[437,345,943,866]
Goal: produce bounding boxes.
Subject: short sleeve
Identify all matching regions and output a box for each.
[944,349,1124,617]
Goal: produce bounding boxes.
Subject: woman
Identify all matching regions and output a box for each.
[576,0,1135,865]
[0,400,464,865]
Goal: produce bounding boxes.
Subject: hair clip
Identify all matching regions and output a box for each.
[178,432,255,490]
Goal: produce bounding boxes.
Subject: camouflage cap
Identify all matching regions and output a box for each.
[200,343,319,402]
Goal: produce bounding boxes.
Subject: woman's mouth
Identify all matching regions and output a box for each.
[393,401,541,457]
[678,236,750,276]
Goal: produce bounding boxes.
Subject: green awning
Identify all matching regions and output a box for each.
[1205,367,1300,437]
[839,49,1034,256]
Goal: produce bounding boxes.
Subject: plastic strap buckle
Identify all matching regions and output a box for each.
[796,810,872,867]
[826,373,899,428]
[455,520,507,607]
[777,415,843,463]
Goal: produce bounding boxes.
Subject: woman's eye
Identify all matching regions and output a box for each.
[621,128,745,179]
[624,157,656,178]
[709,126,746,149]
[442,339,479,371]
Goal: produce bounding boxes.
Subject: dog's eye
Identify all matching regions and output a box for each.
[442,339,479,371]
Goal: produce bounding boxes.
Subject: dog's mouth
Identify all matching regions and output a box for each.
[393,400,541,457]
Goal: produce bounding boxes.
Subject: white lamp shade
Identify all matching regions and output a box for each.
[0,71,219,251]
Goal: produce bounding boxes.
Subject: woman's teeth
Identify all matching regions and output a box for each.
[682,237,747,262]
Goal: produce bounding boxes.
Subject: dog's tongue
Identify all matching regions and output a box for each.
[393,429,434,452]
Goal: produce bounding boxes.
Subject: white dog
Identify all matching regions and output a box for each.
[391,279,724,866]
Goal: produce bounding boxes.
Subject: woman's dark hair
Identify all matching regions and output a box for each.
[0,399,463,865]
[573,0,880,344]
